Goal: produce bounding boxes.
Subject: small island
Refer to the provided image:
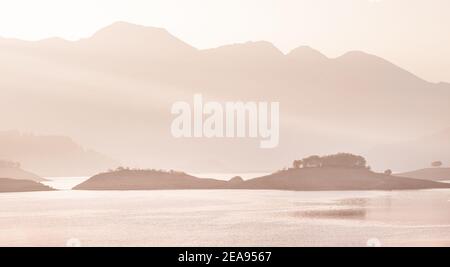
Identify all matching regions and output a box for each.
[0,178,54,193]
[74,153,450,191]
[74,168,228,190]
[240,154,450,191]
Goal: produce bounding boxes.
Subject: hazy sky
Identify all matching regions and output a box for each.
[0,0,449,82]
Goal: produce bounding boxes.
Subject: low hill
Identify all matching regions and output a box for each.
[73,167,450,191]
[0,178,54,193]
[74,169,227,190]
[396,168,450,181]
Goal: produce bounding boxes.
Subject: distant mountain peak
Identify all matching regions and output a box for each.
[335,50,400,67]
[87,21,196,52]
[334,50,427,83]
[288,46,328,62]
[337,50,381,60]
[242,40,280,49]
[203,41,283,58]
[95,21,169,36]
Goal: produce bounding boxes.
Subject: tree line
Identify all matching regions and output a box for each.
[292,153,367,169]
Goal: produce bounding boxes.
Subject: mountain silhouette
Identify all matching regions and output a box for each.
[1,21,449,172]
[0,160,45,182]
[0,131,118,176]
[287,46,328,63]
[83,21,197,56]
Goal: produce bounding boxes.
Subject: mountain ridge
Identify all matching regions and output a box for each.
[0,21,441,85]
[1,21,449,172]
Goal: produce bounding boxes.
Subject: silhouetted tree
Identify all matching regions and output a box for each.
[293,153,368,169]
[321,153,367,168]
[229,176,244,184]
[431,161,443,167]
[293,160,303,169]
[302,155,322,168]
[384,169,392,176]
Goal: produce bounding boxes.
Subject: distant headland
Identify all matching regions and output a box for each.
[0,160,46,182]
[0,178,54,193]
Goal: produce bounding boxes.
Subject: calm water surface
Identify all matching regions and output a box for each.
[1,177,450,247]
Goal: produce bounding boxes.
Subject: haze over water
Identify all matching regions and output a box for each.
[0,0,449,248]
[2,178,450,247]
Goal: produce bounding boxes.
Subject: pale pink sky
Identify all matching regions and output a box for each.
[0,0,449,82]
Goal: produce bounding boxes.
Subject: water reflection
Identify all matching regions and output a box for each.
[292,198,368,220]
[296,208,367,220]
[0,187,449,246]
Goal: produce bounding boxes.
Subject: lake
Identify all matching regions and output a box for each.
[0,177,449,247]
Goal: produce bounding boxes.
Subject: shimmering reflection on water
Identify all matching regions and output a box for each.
[0,185,449,247]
